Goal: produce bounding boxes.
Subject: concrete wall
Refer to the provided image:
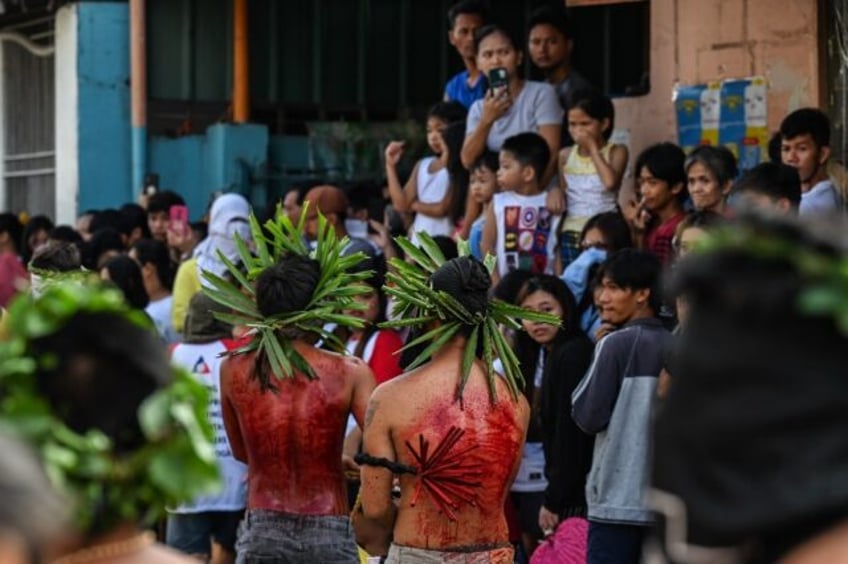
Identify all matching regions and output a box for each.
[149,135,205,220]
[149,123,269,221]
[77,2,132,213]
[55,2,269,221]
[54,5,78,225]
[55,2,132,222]
[613,0,820,196]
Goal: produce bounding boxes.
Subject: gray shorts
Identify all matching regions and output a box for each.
[386,542,514,563]
[235,509,358,563]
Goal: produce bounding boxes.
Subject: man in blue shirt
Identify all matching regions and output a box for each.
[443,0,487,109]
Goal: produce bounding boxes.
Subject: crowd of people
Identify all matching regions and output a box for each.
[0,2,847,564]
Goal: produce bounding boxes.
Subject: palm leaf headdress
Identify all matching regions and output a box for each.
[381,233,561,402]
[201,203,373,383]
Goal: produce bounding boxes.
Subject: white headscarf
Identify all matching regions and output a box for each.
[194,193,252,288]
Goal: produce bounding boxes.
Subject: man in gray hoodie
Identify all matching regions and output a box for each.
[572,249,669,564]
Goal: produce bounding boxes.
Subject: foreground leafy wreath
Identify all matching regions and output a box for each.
[382,234,561,402]
[697,218,848,333]
[201,204,372,381]
[0,284,219,531]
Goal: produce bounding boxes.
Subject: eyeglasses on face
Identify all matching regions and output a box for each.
[580,241,608,251]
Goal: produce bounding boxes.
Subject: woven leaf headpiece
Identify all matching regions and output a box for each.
[381,233,561,401]
[201,203,373,382]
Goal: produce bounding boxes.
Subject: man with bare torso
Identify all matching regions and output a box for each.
[360,256,530,563]
[220,255,375,562]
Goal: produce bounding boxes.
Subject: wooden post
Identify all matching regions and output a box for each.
[130,0,147,194]
[233,0,249,123]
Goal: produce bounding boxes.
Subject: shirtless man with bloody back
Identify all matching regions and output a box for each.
[220,254,375,562]
[360,255,532,563]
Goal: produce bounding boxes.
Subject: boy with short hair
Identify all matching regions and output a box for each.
[627,143,688,266]
[481,132,561,282]
[779,108,841,215]
[146,190,186,242]
[443,0,488,109]
[733,161,801,215]
[572,249,669,564]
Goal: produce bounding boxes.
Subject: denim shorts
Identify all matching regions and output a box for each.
[166,510,244,555]
[235,509,358,563]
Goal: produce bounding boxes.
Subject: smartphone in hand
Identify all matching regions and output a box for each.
[488,68,508,98]
[169,204,189,235]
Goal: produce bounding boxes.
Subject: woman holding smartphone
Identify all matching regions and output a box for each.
[460,25,563,236]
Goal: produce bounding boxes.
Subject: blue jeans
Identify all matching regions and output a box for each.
[166,510,244,555]
[587,521,648,564]
[235,509,358,563]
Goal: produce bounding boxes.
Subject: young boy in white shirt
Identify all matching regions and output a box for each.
[481,132,562,284]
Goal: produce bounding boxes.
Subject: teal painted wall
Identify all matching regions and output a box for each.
[149,135,205,221]
[267,135,312,202]
[72,2,271,217]
[76,2,132,213]
[204,123,268,209]
[149,123,269,220]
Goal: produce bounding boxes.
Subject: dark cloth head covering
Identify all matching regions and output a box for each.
[183,292,233,343]
[653,213,848,560]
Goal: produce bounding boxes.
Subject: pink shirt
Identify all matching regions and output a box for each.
[0,251,27,307]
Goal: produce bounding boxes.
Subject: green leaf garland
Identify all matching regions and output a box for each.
[697,221,848,336]
[0,284,219,532]
[380,232,561,402]
[201,203,374,381]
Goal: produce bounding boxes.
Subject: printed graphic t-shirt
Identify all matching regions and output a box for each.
[493,191,562,278]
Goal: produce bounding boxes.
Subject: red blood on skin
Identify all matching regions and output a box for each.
[392,384,525,548]
[223,347,360,515]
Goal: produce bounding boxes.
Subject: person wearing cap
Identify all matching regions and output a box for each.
[304,185,378,258]
[166,293,247,563]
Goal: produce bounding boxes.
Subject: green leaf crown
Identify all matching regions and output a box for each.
[201,202,373,383]
[381,233,561,402]
[0,284,219,532]
[695,219,848,334]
